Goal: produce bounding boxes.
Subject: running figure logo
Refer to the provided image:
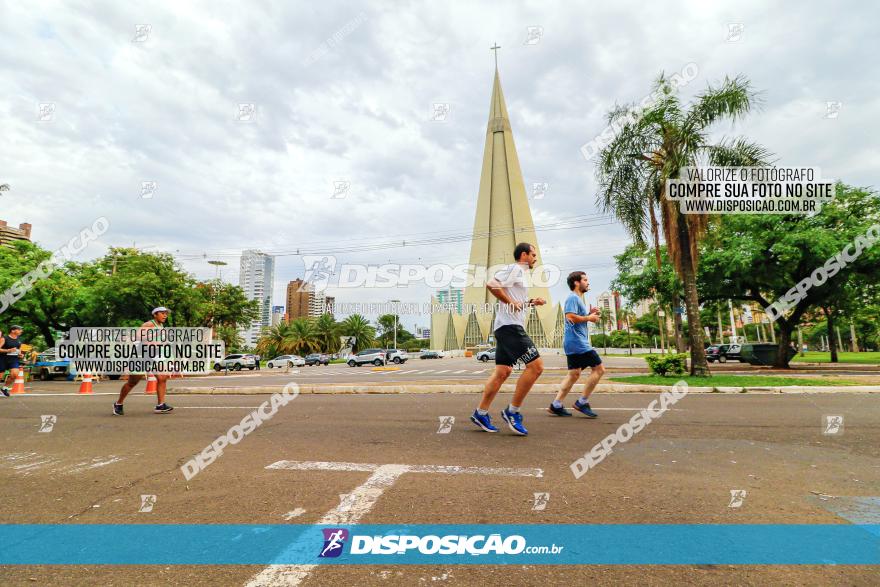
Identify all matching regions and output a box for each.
[823,415,844,435]
[318,528,349,558]
[728,489,747,508]
[139,494,157,513]
[39,415,57,433]
[301,256,337,291]
[437,416,455,434]
[532,492,550,511]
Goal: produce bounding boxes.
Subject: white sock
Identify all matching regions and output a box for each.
[508,404,520,413]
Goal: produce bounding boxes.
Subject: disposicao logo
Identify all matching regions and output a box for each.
[318,528,349,558]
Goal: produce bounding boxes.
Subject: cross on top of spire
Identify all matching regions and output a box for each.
[490,42,500,68]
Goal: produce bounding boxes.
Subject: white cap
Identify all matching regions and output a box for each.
[151,306,170,315]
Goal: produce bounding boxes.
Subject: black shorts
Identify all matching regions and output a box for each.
[566,350,602,370]
[1,355,20,371]
[494,325,540,367]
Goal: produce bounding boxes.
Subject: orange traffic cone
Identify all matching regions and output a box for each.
[10,371,26,394]
[78,372,94,394]
[145,373,158,394]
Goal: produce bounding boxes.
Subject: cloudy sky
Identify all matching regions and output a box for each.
[2,1,877,330]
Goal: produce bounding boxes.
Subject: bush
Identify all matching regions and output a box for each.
[644,353,688,376]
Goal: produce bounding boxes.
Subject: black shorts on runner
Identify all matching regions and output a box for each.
[566,350,602,370]
[494,325,540,367]
[1,356,20,371]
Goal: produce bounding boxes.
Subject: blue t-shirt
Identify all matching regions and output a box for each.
[563,293,592,355]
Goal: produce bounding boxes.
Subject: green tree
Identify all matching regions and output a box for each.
[698,183,880,367]
[597,73,770,375]
[339,314,375,352]
[0,241,81,346]
[314,313,340,353]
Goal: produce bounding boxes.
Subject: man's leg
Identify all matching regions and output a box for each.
[478,365,512,411]
[511,358,543,407]
[579,364,605,402]
[116,375,143,404]
[156,375,170,405]
[554,368,583,404]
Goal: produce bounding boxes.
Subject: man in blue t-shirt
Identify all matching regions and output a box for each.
[548,271,605,418]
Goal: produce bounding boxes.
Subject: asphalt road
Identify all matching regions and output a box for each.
[1,389,879,585]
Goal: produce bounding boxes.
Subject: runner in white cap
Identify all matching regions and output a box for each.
[113,307,173,415]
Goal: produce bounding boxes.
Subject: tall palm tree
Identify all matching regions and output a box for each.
[339,314,375,352]
[618,307,635,356]
[314,313,339,353]
[256,322,292,358]
[287,318,321,355]
[598,307,612,355]
[597,74,771,376]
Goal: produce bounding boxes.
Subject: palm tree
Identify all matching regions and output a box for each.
[598,307,612,355]
[597,74,771,376]
[256,323,292,358]
[287,318,321,355]
[314,313,339,353]
[339,314,375,352]
[618,307,635,355]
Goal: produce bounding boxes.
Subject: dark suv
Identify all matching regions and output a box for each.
[706,344,743,363]
[305,353,330,366]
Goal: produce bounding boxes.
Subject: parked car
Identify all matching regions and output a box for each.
[347,348,387,367]
[420,350,441,360]
[28,350,74,381]
[475,347,496,362]
[214,354,256,371]
[266,355,306,368]
[384,349,409,364]
[726,343,744,362]
[706,344,743,363]
[305,353,330,366]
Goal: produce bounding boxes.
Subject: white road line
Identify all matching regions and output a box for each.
[178,406,260,409]
[535,407,687,411]
[12,392,118,396]
[452,370,469,374]
[420,369,435,374]
[247,460,542,586]
[434,370,451,374]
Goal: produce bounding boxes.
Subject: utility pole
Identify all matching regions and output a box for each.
[717,308,724,344]
[797,325,804,356]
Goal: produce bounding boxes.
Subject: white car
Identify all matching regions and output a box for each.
[266,355,306,368]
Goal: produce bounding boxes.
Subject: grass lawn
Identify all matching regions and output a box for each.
[607,374,858,387]
[791,351,880,365]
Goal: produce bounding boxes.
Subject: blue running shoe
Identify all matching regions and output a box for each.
[572,401,598,418]
[547,403,572,417]
[501,407,528,435]
[470,410,498,432]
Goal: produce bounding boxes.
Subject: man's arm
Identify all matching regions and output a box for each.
[487,278,523,310]
[566,312,600,324]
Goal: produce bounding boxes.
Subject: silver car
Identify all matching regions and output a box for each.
[384,349,409,364]
[347,348,387,367]
[476,348,496,362]
[266,355,306,368]
[213,354,256,371]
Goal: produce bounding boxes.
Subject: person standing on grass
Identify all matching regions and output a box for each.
[470,242,546,436]
[548,271,604,418]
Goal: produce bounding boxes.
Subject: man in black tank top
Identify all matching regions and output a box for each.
[1,325,24,396]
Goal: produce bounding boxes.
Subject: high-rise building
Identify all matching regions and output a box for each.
[239,250,274,346]
[436,288,464,313]
[431,63,560,350]
[0,219,32,247]
[286,280,333,320]
[596,291,619,332]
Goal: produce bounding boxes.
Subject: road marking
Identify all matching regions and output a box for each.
[12,392,118,396]
[178,406,260,409]
[452,370,469,374]
[434,370,451,374]
[536,407,687,412]
[246,460,543,586]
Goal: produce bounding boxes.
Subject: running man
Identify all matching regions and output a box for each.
[470,242,545,436]
[113,307,174,415]
[0,325,25,397]
[549,271,604,418]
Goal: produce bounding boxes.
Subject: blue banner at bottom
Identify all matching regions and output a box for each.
[1,524,879,565]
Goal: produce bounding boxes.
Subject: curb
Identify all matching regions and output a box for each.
[170,383,880,395]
